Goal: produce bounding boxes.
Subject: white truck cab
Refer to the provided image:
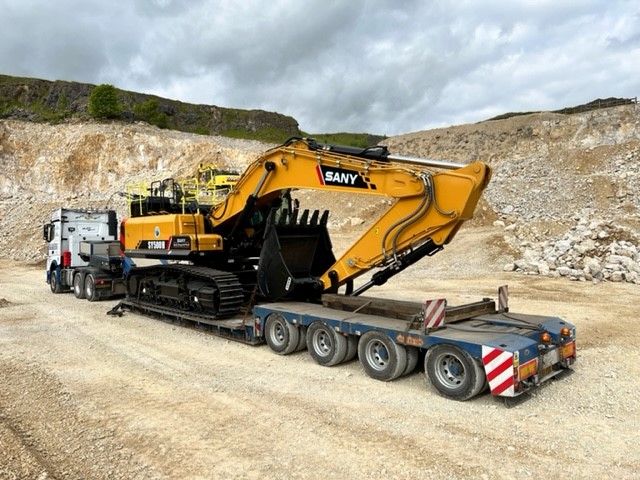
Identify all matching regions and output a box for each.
[44,208,125,300]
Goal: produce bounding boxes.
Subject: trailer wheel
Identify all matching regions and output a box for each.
[73,273,85,299]
[295,326,308,352]
[50,268,62,294]
[424,344,485,401]
[84,274,100,302]
[265,313,300,355]
[344,335,358,363]
[358,331,407,381]
[403,346,420,376]
[306,322,348,367]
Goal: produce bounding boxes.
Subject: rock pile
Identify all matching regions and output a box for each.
[388,104,640,285]
[501,217,640,284]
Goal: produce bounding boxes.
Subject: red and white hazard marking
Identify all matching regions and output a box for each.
[498,285,509,312]
[482,346,515,396]
[424,298,446,329]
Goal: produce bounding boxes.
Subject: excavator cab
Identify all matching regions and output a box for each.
[257,206,336,302]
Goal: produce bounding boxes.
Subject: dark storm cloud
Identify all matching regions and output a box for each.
[1,0,639,135]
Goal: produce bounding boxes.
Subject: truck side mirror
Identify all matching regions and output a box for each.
[43,223,53,242]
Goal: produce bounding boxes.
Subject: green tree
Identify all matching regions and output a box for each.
[88,84,122,119]
[133,99,169,128]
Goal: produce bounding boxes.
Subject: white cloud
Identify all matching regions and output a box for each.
[0,0,639,135]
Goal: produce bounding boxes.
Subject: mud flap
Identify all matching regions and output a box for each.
[257,208,336,301]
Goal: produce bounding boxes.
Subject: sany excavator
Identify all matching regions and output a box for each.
[109,137,575,403]
[121,137,491,316]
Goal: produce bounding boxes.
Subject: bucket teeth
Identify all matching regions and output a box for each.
[267,207,329,228]
[310,210,319,226]
[299,209,309,225]
[278,209,289,225]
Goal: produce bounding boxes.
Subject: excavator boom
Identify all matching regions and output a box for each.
[208,138,491,294]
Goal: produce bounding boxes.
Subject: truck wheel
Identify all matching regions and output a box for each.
[306,321,348,367]
[84,274,100,302]
[265,313,300,355]
[73,273,85,299]
[424,344,485,401]
[50,269,62,294]
[358,331,407,381]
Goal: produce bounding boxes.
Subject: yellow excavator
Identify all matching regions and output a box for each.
[121,137,491,318]
[196,162,241,191]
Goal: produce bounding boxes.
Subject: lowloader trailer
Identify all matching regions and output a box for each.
[51,139,577,403]
[114,285,576,404]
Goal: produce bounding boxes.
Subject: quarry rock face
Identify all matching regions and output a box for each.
[1,103,639,284]
[387,104,640,283]
[0,120,271,262]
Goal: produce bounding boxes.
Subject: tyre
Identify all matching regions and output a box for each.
[50,268,62,294]
[265,313,300,355]
[84,274,100,302]
[295,326,308,352]
[358,331,407,381]
[306,322,348,367]
[344,335,358,363]
[403,346,420,376]
[424,344,486,401]
[73,273,85,299]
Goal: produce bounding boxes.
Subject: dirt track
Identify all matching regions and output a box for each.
[1,245,639,479]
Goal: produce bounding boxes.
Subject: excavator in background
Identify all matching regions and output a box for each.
[127,162,240,219]
[186,162,241,208]
[196,162,240,192]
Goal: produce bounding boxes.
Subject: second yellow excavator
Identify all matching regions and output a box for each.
[121,137,491,318]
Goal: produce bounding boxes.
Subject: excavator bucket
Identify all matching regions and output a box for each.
[257,208,336,301]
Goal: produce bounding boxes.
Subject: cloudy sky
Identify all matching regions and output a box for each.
[1,0,639,135]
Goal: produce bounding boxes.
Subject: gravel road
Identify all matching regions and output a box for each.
[1,238,639,479]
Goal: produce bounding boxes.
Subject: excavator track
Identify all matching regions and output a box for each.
[125,264,245,319]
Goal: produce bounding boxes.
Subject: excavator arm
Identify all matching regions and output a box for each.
[209,138,491,297]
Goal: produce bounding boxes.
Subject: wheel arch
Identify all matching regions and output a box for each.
[424,339,483,364]
[47,261,59,283]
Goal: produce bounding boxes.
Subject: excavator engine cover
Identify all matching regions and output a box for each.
[257,208,336,302]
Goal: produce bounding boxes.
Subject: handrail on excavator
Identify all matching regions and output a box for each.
[386,154,467,170]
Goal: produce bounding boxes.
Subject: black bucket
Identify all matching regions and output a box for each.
[257,208,336,301]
